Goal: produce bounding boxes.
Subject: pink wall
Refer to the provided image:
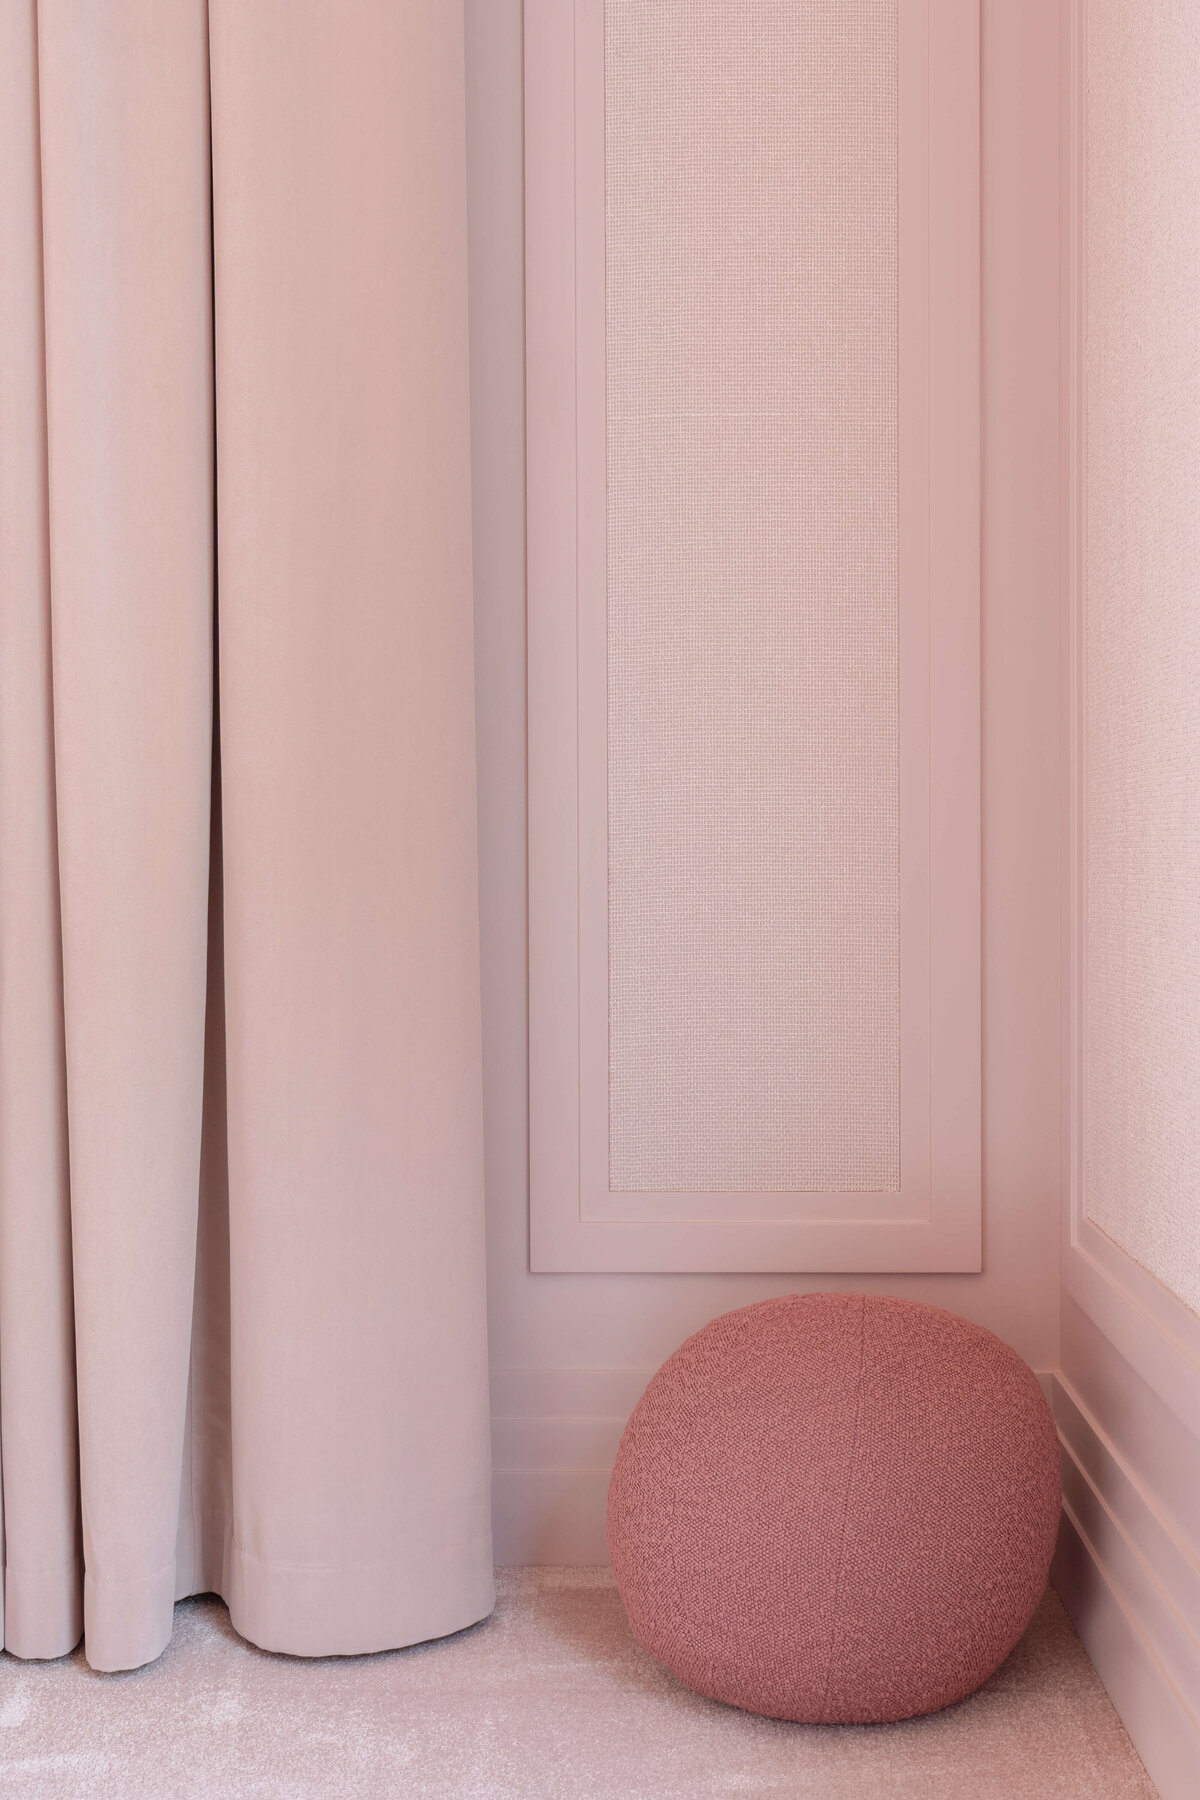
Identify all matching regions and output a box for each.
[1050,5,1200,1792]
[465,0,1063,1561]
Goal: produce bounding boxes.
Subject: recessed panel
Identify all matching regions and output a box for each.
[1083,0,1200,1316]
[605,0,901,1195]
[525,0,979,1269]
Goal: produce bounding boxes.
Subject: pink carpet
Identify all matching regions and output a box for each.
[0,1569,1156,1798]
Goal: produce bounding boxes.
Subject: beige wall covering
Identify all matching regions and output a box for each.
[0,0,491,1671]
[605,0,900,1196]
[1082,0,1200,1316]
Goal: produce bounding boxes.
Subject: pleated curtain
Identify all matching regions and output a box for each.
[0,0,493,1672]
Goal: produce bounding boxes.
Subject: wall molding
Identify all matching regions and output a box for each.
[1058,8,1200,1791]
[490,1366,643,1563]
[489,1366,651,1421]
[491,1366,1058,1566]
[1052,1375,1200,1800]
[525,0,982,1274]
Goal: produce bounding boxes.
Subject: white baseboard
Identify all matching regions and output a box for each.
[1051,1375,1200,1800]
[489,1367,1058,1566]
[489,1367,646,1563]
[492,1466,611,1563]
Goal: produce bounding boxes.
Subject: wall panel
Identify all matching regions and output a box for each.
[1057,5,1200,1792]
[605,0,901,1198]
[526,0,981,1271]
[1080,0,1200,1316]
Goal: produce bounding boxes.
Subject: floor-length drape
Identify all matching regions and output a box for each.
[0,0,493,1672]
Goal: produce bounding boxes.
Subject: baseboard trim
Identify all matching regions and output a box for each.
[489,1366,652,1420]
[492,1466,611,1564]
[1051,1375,1200,1800]
[490,1368,636,1562]
[490,1367,1057,1566]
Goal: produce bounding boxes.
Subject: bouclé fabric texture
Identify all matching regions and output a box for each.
[607,1294,1061,1724]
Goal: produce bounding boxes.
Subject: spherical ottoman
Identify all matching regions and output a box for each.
[607,1294,1060,1724]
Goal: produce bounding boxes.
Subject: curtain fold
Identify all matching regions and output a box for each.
[0,0,492,1673]
[0,0,81,1665]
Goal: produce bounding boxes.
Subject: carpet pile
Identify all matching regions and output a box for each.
[0,1568,1156,1798]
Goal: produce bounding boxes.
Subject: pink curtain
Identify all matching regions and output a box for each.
[0,0,492,1671]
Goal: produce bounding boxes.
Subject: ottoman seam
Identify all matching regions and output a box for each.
[818,1291,867,1724]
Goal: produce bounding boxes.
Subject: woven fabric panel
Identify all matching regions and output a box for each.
[1083,2,1200,1314]
[605,0,900,1193]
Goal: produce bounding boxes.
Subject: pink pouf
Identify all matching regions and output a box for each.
[607,1294,1061,1724]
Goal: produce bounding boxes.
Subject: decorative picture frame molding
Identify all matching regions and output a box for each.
[525,0,982,1273]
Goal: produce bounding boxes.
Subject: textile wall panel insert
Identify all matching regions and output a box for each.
[526,0,981,1271]
[1079,0,1200,1317]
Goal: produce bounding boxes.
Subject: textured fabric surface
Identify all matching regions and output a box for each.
[608,1295,1061,1724]
[0,1572,1156,1800]
[0,0,491,1672]
[1082,0,1200,1315]
[605,0,901,1194]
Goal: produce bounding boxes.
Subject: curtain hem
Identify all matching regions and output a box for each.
[83,1562,177,1673]
[2,1558,84,1661]
[223,1540,496,1661]
[74,1536,495,1671]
